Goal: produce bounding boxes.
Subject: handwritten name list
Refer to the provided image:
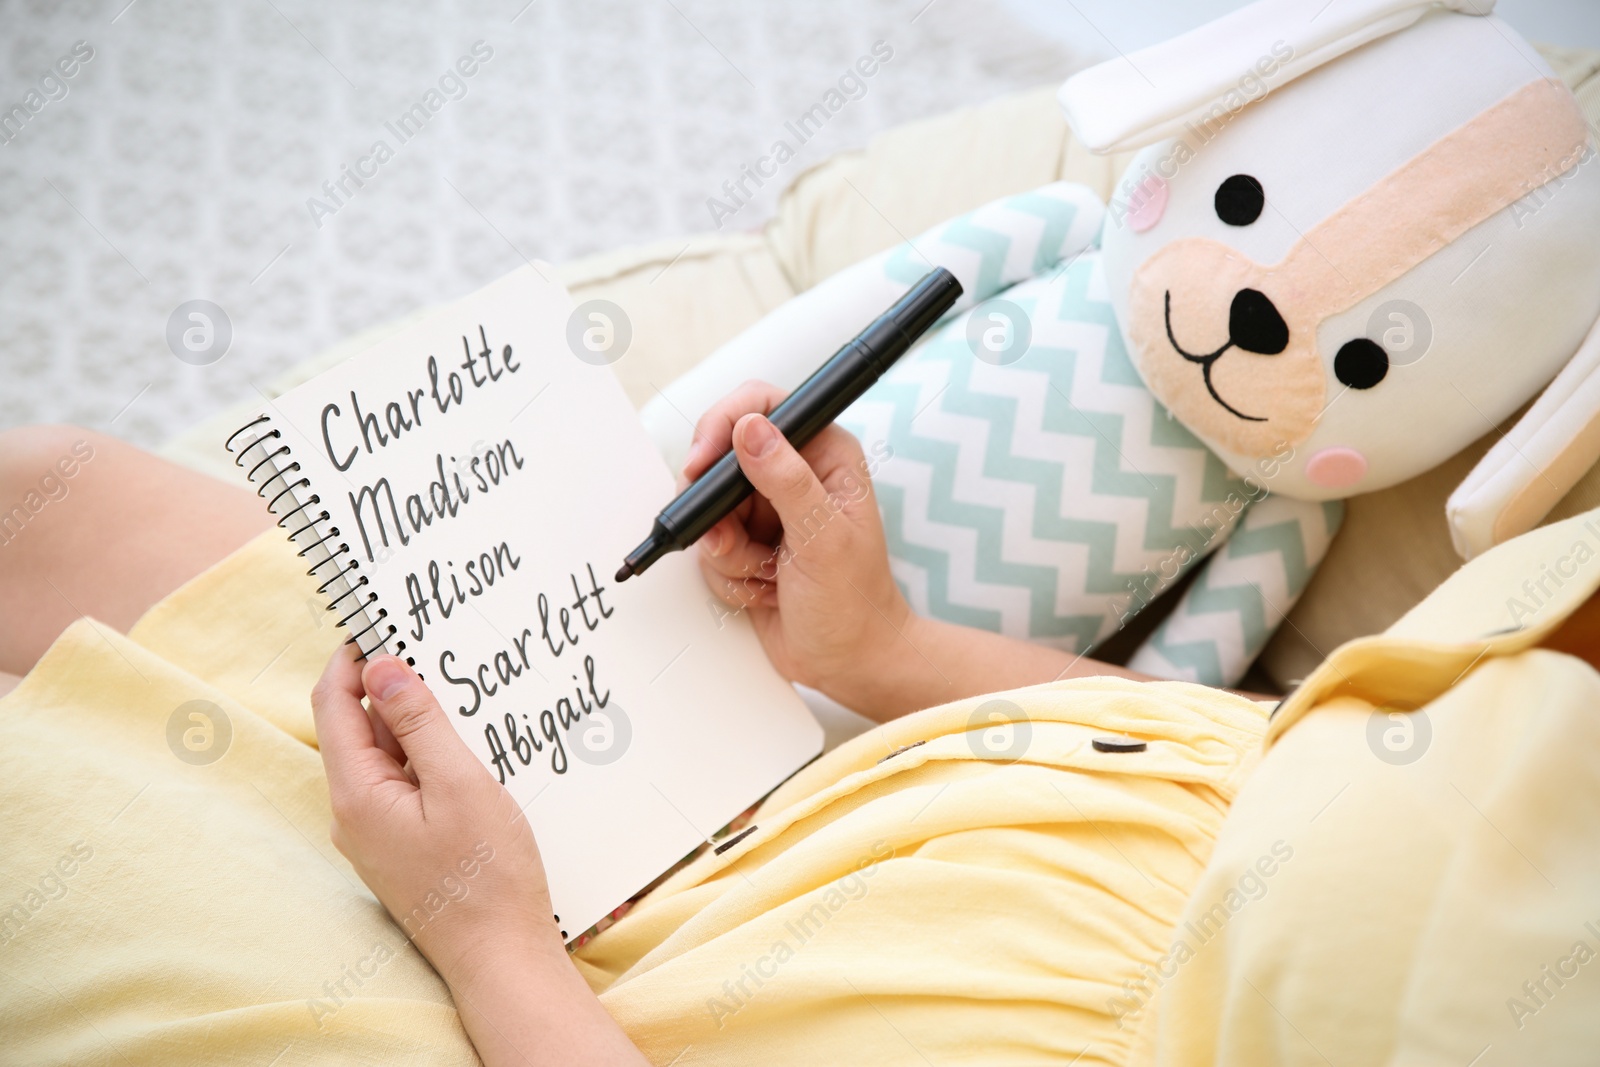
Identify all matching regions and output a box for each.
[317,324,622,783]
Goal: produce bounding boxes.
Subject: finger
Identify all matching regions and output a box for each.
[701,528,783,584]
[687,380,783,470]
[704,489,781,548]
[362,655,478,786]
[698,552,774,608]
[698,513,745,559]
[700,498,777,561]
[742,490,784,546]
[801,424,874,500]
[311,645,406,797]
[365,701,406,766]
[732,413,841,547]
[805,429,881,528]
[684,380,785,480]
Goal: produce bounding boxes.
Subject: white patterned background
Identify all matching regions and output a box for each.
[1,0,1593,450]
[0,0,1097,448]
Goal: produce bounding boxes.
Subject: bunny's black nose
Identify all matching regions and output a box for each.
[1229,288,1289,355]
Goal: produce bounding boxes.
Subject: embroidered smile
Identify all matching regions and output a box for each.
[1163,290,1286,423]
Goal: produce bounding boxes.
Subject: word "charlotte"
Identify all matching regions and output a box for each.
[320,325,521,473]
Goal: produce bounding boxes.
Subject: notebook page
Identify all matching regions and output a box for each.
[257,264,822,939]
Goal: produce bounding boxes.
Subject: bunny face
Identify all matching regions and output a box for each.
[1098,12,1600,501]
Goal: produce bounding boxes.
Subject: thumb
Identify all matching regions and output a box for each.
[733,413,836,540]
[362,655,473,782]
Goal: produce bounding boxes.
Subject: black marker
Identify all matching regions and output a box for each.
[615,267,963,583]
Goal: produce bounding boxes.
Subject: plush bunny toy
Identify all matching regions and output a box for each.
[645,0,1600,687]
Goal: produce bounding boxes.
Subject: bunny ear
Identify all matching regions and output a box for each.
[1448,313,1600,559]
[1057,0,1497,154]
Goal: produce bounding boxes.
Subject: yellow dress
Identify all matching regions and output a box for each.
[4,509,1598,1065]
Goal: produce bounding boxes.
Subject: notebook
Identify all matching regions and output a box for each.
[226,264,823,941]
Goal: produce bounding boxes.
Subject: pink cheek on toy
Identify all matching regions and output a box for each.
[1305,447,1368,490]
[1126,175,1168,233]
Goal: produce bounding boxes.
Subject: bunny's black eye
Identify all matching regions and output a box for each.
[1215,174,1264,226]
[1334,338,1389,389]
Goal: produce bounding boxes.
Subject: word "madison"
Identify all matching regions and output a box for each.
[347,443,525,563]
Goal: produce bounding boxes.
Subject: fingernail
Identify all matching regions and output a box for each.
[365,655,412,701]
[741,415,777,458]
[707,527,729,556]
[683,440,705,474]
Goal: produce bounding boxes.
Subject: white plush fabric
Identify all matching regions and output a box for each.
[1094,10,1600,505]
[642,183,1107,471]
[1450,314,1600,558]
[1057,0,1498,154]
[1085,5,1600,547]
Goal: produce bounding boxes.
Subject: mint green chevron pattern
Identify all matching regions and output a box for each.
[883,189,1088,303]
[1127,496,1344,685]
[839,182,1345,685]
[841,251,1291,667]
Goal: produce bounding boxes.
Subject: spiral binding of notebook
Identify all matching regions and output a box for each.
[224,414,400,661]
